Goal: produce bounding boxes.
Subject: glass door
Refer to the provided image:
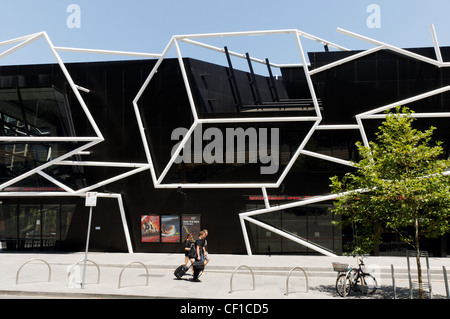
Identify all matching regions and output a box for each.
[18,204,41,250]
[42,205,58,248]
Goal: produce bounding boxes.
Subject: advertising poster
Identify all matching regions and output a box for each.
[181,215,201,242]
[141,215,160,242]
[161,215,181,243]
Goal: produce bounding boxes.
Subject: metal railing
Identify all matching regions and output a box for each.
[443,266,449,299]
[16,258,51,285]
[66,260,100,287]
[406,250,432,299]
[229,265,255,294]
[118,261,149,289]
[285,267,308,295]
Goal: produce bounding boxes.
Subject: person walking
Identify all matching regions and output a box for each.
[192,230,207,282]
[184,233,195,268]
[202,229,210,268]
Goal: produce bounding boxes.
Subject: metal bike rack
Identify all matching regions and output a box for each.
[391,264,397,299]
[285,267,308,295]
[443,266,449,299]
[66,260,101,287]
[407,250,432,299]
[229,265,255,294]
[118,261,149,289]
[16,259,51,285]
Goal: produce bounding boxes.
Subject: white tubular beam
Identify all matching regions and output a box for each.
[54,46,162,58]
[276,120,321,187]
[75,166,150,194]
[156,122,197,186]
[363,112,450,120]
[430,24,443,64]
[275,63,309,68]
[0,137,101,142]
[176,29,349,52]
[0,32,44,47]
[357,85,450,118]
[75,85,90,93]
[337,28,442,67]
[293,33,323,119]
[241,188,370,220]
[133,37,175,186]
[309,45,386,76]
[261,187,270,209]
[243,215,337,257]
[112,193,134,253]
[155,183,277,189]
[239,215,253,256]
[197,117,319,124]
[357,116,370,148]
[43,32,104,140]
[297,30,349,51]
[57,161,149,168]
[37,171,75,194]
[174,39,199,122]
[0,33,44,60]
[299,150,355,167]
[175,29,298,40]
[0,192,77,197]
[0,140,101,191]
[133,36,175,103]
[316,124,360,130]
[180,38,274,67]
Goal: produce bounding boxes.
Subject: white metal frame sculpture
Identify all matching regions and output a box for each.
[1,25,449,256]
[0,32,161,253]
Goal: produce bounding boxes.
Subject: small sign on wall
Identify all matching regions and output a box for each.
[85,192,98,207]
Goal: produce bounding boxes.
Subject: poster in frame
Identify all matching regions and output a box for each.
[161,215,181,243]
[141,215,160,242]
[181,215,201,242]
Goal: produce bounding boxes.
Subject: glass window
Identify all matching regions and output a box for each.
[18,204,41,240]
[42,205,58,240]
[0,203,76,251]
[0,204,17,239]
[60,205,75,241]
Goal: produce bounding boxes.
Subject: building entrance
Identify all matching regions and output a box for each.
[0,203,74,251]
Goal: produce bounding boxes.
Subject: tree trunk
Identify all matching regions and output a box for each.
[415,216,424,299]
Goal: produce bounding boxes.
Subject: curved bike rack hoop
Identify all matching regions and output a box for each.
[229,265,255,294]
[66,260,101,287]
[16,258,51,285]
[285,267,309,295]
[118,261,149,289]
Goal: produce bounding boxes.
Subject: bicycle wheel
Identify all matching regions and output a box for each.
[336,273,351,297]
[354,273,377,295]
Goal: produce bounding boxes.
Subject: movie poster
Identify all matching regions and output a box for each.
[161,215,180,243]
[141,215,160,242]
[181,215,201,242]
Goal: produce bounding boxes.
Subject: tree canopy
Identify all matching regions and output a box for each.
[330,106,450,256]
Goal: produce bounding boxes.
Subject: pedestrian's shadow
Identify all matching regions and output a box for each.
[173,274,195,282]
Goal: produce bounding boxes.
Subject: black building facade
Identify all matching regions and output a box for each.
[0,43,449,256]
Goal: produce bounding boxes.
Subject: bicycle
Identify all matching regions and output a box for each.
[333,258,377,297]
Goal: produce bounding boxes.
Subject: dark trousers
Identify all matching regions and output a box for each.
[193,257,203,280]
[193,266,201,280]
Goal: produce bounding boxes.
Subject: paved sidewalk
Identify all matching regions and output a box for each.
[0,252,449,299]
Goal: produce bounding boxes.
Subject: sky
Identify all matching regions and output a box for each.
[0,0,450,69]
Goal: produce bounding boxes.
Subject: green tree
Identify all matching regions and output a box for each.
[330,106,450,299]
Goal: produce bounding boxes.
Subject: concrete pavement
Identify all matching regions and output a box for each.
[0,252,449,300]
